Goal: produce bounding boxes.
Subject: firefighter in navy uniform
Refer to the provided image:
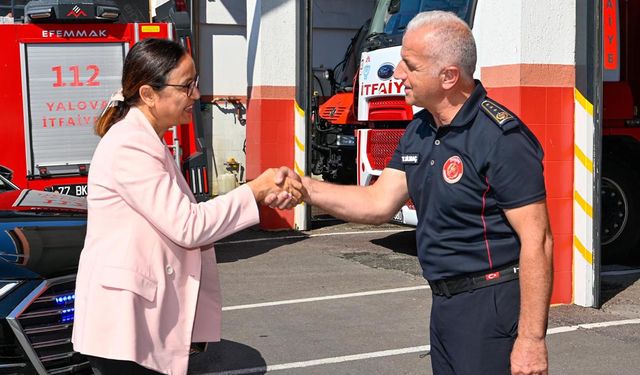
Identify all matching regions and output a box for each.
[385,86,548,374]
[297,11,553,375]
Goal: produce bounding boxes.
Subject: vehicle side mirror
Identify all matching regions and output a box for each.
[0,165,14,181]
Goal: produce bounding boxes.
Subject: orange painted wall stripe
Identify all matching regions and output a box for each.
[481,64,575,88]
[249,85,296,99]
[201,85,296,103]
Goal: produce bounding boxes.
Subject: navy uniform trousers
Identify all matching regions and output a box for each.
[429,278,521,374]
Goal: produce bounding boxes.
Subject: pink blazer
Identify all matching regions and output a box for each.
[72,108,259,374]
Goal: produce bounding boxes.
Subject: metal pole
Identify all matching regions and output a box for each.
[592,0,603,309]
[189,0,199,72]
[295,0,313,229]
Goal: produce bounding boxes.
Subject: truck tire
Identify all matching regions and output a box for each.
[601,158,640,264]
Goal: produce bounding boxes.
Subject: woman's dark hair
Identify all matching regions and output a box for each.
[95,38,188,137]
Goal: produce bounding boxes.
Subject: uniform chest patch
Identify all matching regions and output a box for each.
[401,153,420,164]
[442,155,464,184]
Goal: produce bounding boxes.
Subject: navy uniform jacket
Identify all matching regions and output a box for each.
[387,81,546,281]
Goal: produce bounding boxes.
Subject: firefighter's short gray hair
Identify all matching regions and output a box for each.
[405,10,477,80]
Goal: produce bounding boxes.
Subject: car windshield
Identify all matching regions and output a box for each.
[369,0,476,37]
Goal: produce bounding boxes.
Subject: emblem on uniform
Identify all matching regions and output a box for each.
[481,99,514,126]
[401,153,420,164]
[442,155,464,184]
[495,111,510,122]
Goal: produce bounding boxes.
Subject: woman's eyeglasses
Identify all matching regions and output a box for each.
[160,75,199,96]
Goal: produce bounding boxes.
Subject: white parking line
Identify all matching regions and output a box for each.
[546,318,640,334]
[207,346,431,375]
[206,318,640,374]
[216,228,414,245]
[222,285,430,311]
[309,229,414,237]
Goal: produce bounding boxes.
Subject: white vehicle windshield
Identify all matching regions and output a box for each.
[369,0,476,36]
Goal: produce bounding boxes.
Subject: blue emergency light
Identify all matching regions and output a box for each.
[55,293,75,305]
[61,307,75,323]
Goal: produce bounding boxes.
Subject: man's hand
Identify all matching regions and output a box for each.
[511,336,548,375]
[274,166,304,200]
[261,167,304,210]
[504,201,553,375]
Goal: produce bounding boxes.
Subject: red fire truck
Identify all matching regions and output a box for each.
[0,0,210,201]
[313,0,475,223]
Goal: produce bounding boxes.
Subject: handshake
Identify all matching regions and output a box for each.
[247,166,307,210]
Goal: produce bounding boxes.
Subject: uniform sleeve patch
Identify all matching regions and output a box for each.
[481,99,515,127]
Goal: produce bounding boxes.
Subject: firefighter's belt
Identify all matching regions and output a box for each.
[428,262,520,297]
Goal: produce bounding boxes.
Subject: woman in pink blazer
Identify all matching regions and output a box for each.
[72,38,300,375]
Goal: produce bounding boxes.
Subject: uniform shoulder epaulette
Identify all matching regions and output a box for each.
[480,98,518,131]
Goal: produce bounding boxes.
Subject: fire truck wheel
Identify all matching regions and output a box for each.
[601,158,640,265]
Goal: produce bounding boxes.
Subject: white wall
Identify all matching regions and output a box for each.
[200,1,249,182]
[473,0,576,69]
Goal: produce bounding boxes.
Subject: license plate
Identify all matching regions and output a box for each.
[392,210,404,223]
[47,184,88,197]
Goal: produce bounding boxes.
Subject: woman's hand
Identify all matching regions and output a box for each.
[248,167,304,210]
